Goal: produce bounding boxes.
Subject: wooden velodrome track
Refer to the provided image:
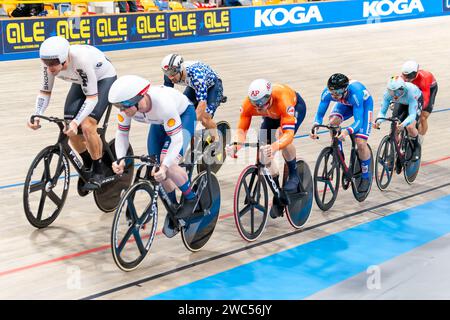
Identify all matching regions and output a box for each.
[0,15,449,300]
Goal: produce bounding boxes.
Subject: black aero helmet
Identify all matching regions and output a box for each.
[327,73,349,91]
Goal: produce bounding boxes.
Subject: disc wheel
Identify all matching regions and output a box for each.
[181,171,221,251]
[93,139,134,213]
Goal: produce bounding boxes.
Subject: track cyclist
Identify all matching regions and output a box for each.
[27,36,117,190]
[374,76,423,161]
[226,79,307,218]
[401,60,437,140]
[109,75,197,238]
[161,54,225,149]
[310,73,374,193]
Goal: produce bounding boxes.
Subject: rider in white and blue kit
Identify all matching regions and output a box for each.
[310,73,374,193]
[161,54,225,146]
[374,76,423,161]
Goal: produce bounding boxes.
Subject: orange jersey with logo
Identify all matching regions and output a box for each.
[237,84,298,151]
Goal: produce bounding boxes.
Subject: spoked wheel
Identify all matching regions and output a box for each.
[351,144,374,202]
[375,135,396,191]
[93,139,134,213]
[313,147,340,211]
[111,181,158,272]
[285,160,314,229]
[23,145,70,228]
[197,121,231,174]
[233,165,268,242]
[181,171,221,252]
[403,137,421,184]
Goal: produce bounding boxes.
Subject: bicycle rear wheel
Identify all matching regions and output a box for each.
[285,160,314,229]
[94,139,134,213]
[23,145,70,228]
[181,171,221,252]
[403,137,421,184]
[234,165,268,242]
[313,147,340,211]
[351,144,374,202]
[111,181,157,272]
[375,135,395,191]
[197,121,230,174]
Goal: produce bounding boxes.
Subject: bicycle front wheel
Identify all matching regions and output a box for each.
[234,165,268,242]
[375,135,395,191]
[23,145,70,228]
[313,147,340,211]
[111,181,158,272]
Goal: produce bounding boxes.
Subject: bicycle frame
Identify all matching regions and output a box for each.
[31,105,115,184]
[313,124,358,181]
[376,117,408,166]
[121,137,215,224]
[234,142,291,199]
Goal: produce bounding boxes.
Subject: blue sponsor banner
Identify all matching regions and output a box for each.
[92,15,128,46]
[0,21,3,55]
[230,0,442,34]
[167,11,198,39]
[1,17,93,54]
[0,0,446,61]
[196,9,231,36]
[444,0,450,12]
[128,12,167,42]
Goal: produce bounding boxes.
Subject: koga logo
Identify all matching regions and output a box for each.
[255,6,323,28]
[363,0,424,17]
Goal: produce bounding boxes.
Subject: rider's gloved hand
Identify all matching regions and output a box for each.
[152,164,168,182]
[260,145,273,165]
[64,121,79,137]
[309,126,319,140]
[226,144,238,158]
[337,129,349,141]
[372,122,381,130]
[27,117,41,130]
[112,160,125,175]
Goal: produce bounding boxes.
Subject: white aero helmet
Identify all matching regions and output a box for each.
[109,75,151,109]
[248,79,273,108]
[161,53,184,77]
[39,36,70,66]
[401,60,419,81]
[387,76,406,99]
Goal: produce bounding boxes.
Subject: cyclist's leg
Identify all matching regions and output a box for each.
[259,116,280,178]
[282,92,307,190]
[200,80,223,141]
[419,83,437,136]
[355,97,374,185]
[329,103,351,155]
[64,83,92,167]
[164,106,198,218]
[80,76,117,179]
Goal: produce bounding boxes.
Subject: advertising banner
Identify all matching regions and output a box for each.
[92,15,128,45]
[196,9,231,36]
[167,11,197,38]
[128,12,167,42]
[0,0,446,61]
[444,0,450,12]
[2,17,93,54]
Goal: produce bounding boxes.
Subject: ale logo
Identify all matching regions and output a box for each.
[255,6,323,28]
[363,0,424,17]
